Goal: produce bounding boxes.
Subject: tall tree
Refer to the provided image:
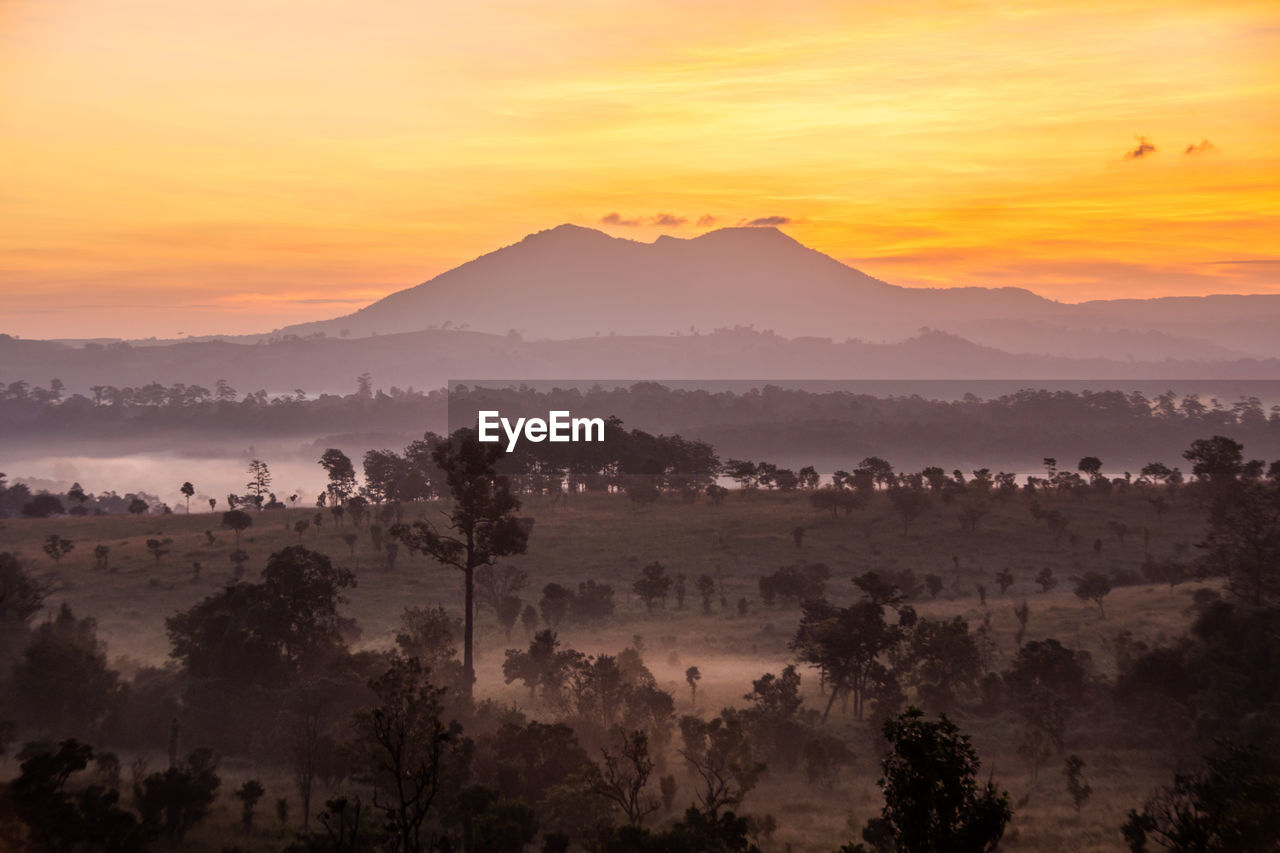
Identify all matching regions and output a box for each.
[245,460,272,508]
[391,429,528,698]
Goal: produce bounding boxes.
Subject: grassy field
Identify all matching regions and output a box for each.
[0,486,1214,851]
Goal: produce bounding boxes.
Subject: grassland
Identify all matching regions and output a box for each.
[0,485,1214,851]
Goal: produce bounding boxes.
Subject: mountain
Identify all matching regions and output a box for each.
[271,224,1280,361]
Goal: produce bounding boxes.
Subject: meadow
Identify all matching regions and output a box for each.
[0,482,1214,852]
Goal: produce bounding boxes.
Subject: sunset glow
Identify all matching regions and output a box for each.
[2,0,1278,338]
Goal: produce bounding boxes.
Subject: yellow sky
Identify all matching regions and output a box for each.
[2,0,1278,338]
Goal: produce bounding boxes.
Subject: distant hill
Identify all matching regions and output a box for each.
[4,328,1278,397]
[269,224,1280,361]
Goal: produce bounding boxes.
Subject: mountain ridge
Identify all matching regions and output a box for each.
[267,223,1280,362]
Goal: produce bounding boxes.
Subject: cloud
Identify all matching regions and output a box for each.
[696,214,718,227]
[651,213,687,227]
[1123,136,1156,159]
[744,215,791,226]
[600,212,641,226]
[1185,138,1217,155]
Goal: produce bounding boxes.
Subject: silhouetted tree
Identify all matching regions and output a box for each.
[135,746,221,843]
[391,429,528,699]
[222,509,252,550]
[352,657,464,853]
[678,713,765,816]
[235,779,265,829]
[593,729,660,826]
[634,562,673,613]
[42,534,74,565]
[1064,755,1091,813]
[1074,572,1113,617]
[1197,480,1280,605]
[10,739,146,851]
[180,481,194,513]
[245,459,272,508]
[847,707,1011,853]
[686,665,702,709]
[792,598,900,721]
[1122,743,1280,852]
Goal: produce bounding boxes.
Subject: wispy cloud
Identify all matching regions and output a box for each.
[696,214,718,227]
[1123,136,1156,159]
[600,212,641,226]
[744,215,791,226]
[1184,139,1216,155]
[601,212,691,227]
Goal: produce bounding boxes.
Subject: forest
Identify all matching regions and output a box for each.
[3,378,1280,477]
[0,421,1278,852]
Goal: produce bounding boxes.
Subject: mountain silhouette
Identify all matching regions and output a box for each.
[273,224,1280,361]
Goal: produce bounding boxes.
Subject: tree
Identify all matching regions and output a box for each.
[900,617,982,711]
[1035,567,1057,593]
[42,534,74,565]
[696,574,716,614]
[633,562,673,612]
[678,713,765,816]
[1004,639,1087,753]
[352,656,465,853]
[1013,601,1031,647]
[502,629,580,703]
[135,747,221,843]
[849,707,1011,853]
[235,779,266,829]
[222,509,253,549]
[395,605,463,685]
[0,552,44,670]
[22,494,65,518]
[593,729,660,826]
[539,582,573,627]
[497,595,523,640]
[792,598,900,721]
[686,666,702,709]
[888,487,930,536]
[1183,436,1244,485]
[10,739,146,851]
[391,429,528,699]
[12,604,120,737]
[180,481,195,513]
[475,564,529,617]
[1121,743,1280,852]
[166,546,356,686]
[246,459,272,508]
[1073,572,1113,617]
[1064,755,1091,813]
[67,483,89,515]
[140,535,169,563]
[1197,480,1280,605]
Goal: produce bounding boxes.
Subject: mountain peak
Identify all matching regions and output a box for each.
[522,223,616,243]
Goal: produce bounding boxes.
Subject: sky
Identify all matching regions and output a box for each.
[1,0,1278,339]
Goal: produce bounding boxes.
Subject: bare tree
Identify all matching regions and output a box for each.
[592,730,660,826]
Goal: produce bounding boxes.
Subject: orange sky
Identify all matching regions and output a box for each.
[2,0,1278,339]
